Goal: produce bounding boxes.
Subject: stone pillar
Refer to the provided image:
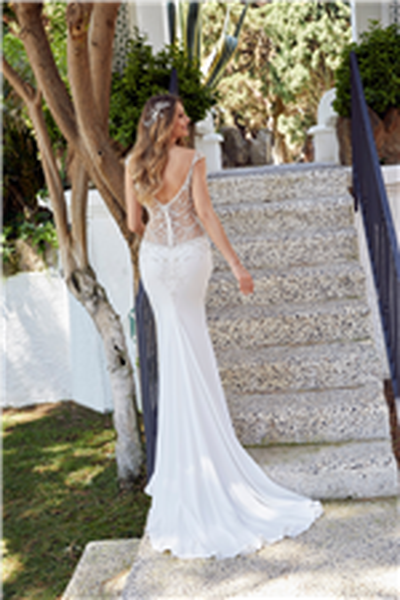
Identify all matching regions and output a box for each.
[195,111,224,173]
[308,89,340,164]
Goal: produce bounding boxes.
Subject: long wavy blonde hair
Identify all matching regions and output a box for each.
[126,94,184,206]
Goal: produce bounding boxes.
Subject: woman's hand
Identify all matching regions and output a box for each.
[231,263,254,295]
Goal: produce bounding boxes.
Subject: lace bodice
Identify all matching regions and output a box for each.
[143,151,206,248]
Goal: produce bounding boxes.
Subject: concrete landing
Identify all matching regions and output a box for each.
[62,539,140,600]
[63,498,399,599]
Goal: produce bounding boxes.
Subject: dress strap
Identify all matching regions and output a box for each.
[188,150,206,182]
[193,150,206,167]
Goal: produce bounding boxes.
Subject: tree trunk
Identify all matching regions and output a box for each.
[67,266,143,485]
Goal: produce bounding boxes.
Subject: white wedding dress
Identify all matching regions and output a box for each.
[138,150,323,560]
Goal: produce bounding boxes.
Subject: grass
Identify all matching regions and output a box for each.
[3,401,151,600]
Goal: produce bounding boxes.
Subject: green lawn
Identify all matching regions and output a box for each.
[3,401,150,600]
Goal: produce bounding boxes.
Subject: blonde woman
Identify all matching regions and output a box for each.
[125,94,322,559]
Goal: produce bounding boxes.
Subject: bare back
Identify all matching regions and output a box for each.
[156,147,197,205]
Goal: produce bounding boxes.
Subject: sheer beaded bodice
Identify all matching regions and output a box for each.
[143,151,205,248]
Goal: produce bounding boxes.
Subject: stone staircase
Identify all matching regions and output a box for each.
[206,163,398,499]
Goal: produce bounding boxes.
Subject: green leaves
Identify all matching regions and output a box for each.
[185,1,202,62]
[333,22,400,118]
[203,3,248,89]
[167,2,247,90]
[109,31,216,148]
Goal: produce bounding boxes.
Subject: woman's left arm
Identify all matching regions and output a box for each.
[125,163,145,236]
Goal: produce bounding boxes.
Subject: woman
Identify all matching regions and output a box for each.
[125,94,322,560]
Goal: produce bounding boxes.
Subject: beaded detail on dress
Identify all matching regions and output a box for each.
[143,151,206,248]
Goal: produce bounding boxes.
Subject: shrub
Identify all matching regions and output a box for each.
[333,22,400,118]
[109,31,217,148]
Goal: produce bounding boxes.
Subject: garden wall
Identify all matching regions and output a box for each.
[2,271,72,408]
[3,190,138,413]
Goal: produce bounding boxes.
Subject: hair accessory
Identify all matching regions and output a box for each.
[143,100,171,128]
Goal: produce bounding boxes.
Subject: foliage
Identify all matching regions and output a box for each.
[109,31,217,148]
[167,1,248,89]
[19,219,59,257]
[333,22,400,118]
[1,227,17,267]
[3,402,150,599]
[202,1,351,161]
[2,87,45,226]
[1,210,59,275]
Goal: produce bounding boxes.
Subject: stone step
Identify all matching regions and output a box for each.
[226,381,390,446]
[208,163,350,205]
[217,196,353,237]
[207,262,366,309]
[218,341,383,395]
[208,299,372,349]
[212,227,359,272]
[62,539,140,599]
[248,440,398,499]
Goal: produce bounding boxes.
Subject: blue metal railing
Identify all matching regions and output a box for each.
[350,51,400,398]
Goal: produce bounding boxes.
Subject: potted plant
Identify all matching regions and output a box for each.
[333,22,400,165]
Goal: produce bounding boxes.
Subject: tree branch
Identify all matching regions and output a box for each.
[14,2,79,146]
[2,56,35,104]
[69,156,89,268]
[89,2,120,128]
[66,1,124,208]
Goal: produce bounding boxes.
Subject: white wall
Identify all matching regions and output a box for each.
[2,271,72,408]
[3,191,139,412]
[127,1,170,52]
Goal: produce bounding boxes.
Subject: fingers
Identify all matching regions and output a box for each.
[240,273,254,295]
[231,263,254,295]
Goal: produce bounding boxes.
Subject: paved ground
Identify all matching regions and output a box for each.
[63,497,399,599]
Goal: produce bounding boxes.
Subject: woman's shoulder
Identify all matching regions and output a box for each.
[171,146,205,163]
[171,146,195,161]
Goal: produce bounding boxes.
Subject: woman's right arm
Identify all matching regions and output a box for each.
[125,163,145,236]
[192,157,254,296]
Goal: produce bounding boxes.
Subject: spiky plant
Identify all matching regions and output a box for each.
[167,1,248,89]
